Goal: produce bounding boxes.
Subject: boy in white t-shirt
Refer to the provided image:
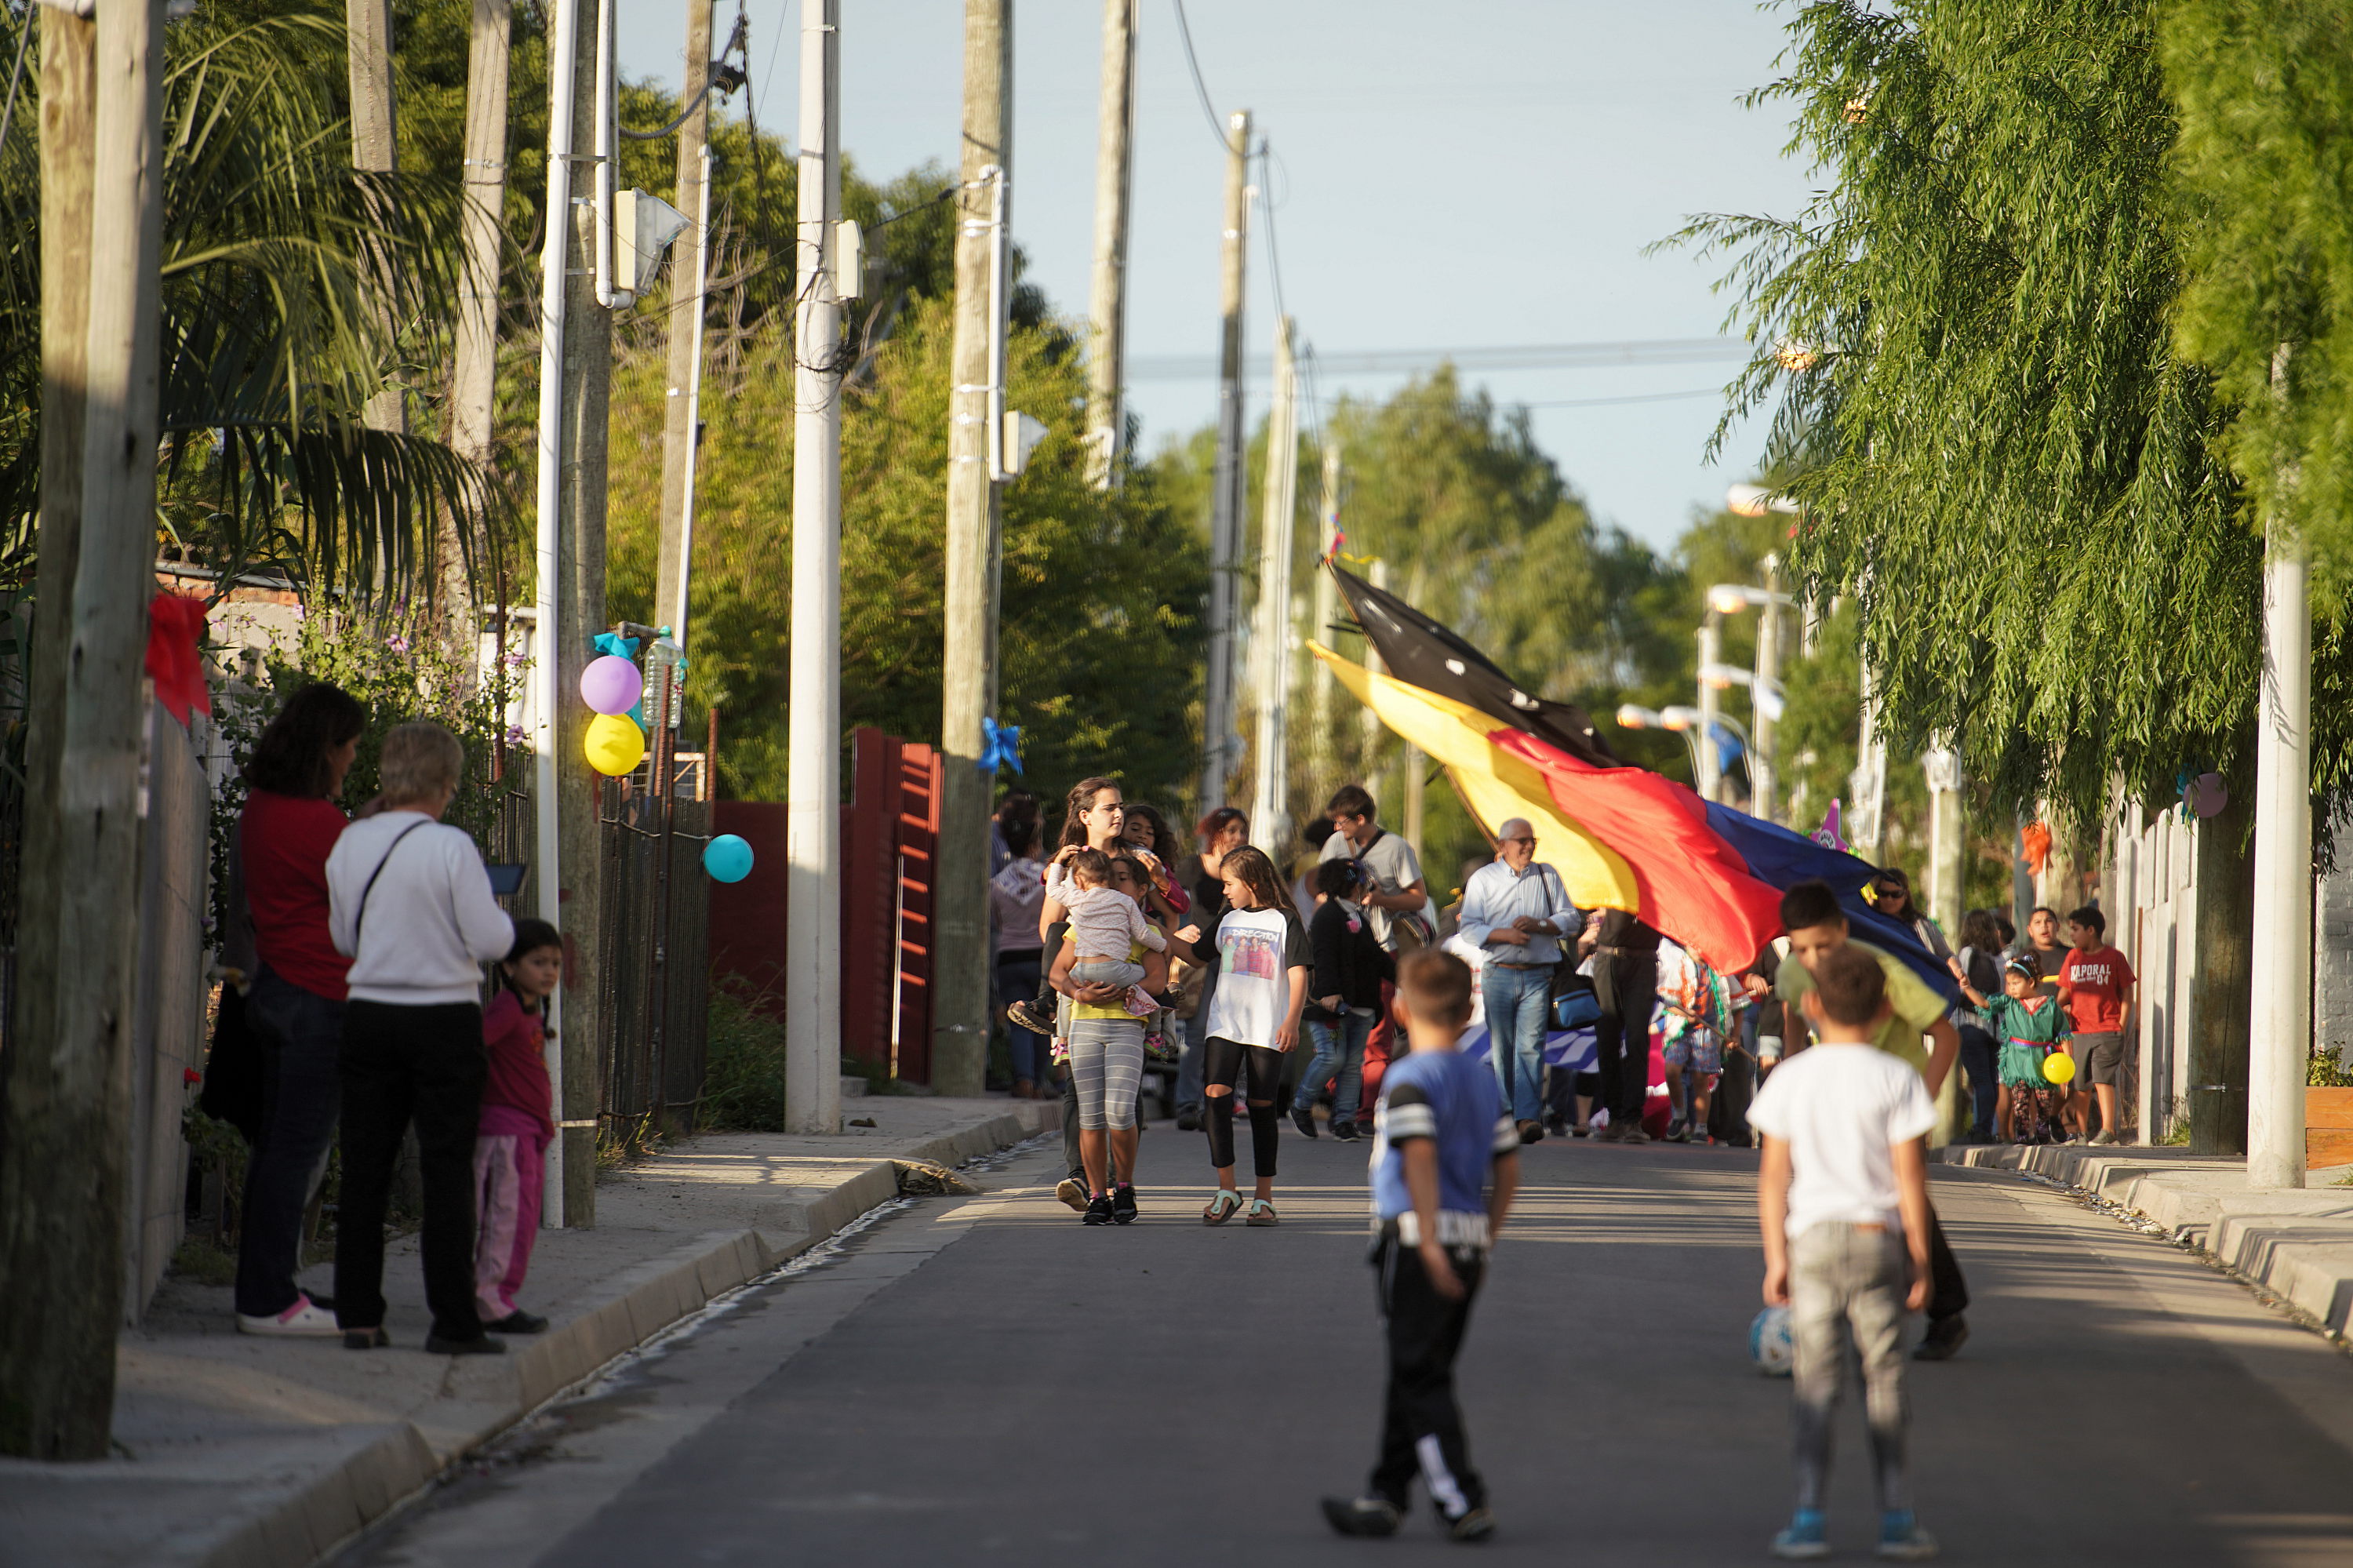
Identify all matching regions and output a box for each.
[1748,944,1940,1563]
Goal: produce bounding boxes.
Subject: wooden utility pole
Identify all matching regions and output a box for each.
[1249,316,1299,850]
[1198,107,1250,815]
[1082,0,1136,487]
[935,0,1010,1101]
[0,0,162,1459]
[653,0,715,640]
[1309,441,1340,782]
[347,0,406,438]
[786,0,846,1128]
[446,0,512,631]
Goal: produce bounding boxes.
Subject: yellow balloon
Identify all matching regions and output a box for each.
[584,712,646,776]
[2042,1050,2077,1085]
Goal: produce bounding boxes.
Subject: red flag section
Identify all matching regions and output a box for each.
[1487,727,1783,974]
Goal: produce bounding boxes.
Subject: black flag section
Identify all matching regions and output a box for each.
[1329,563,1625,768]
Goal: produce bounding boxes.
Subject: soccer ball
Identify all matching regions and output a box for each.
[1749,1306,1795,1377]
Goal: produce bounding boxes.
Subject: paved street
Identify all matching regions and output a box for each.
[339,1128,2353,1567]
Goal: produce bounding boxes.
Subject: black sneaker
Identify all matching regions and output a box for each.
[1330,1120,1362,1142]
[1006,999,1057,1036]
[1913,1314,1969,1362]
[1055,1173,1089,1212]
[1176,1108,1202,1132]
[1664,1116,1689,1144]
[1111,1183,1139,1224]
[482,1310,548,1334]
[1447,1506,1498,1543]
[424,1333,507,1356]
[1082,1193,1115,1225]
[1291,1103,1319,1138]
[1322,1497,1402,1538]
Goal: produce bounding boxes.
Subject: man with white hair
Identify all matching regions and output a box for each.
[1455,818,1582,1144]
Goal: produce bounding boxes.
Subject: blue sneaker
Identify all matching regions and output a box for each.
[1771,1508,1829,1560]
[1877,1510,1938,1559]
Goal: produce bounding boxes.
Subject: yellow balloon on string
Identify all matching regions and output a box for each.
[584,712,646,776]
[2042,1050,2077,1085]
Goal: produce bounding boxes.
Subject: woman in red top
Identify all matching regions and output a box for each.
[234,682,365,1337]
[475,919,560,1333]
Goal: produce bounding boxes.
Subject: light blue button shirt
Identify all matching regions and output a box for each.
[1457,860,1583,967]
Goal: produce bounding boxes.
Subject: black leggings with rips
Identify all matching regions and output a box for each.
[1202,1035,1283,1177]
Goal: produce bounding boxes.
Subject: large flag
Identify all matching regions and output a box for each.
[1701,803,1959,1001]
[1330,564,1624,768]
[1314,646,1779,973]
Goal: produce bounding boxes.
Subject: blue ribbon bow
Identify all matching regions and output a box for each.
[591,631,640,660]
[980,715,1023,775]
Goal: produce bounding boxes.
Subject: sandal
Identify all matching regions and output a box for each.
[1246,1199,1281,1228]
[1202,1189,1243,1225]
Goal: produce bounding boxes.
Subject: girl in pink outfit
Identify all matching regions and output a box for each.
[475,919,561,1334]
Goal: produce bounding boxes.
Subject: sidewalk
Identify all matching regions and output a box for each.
[0,1096,1059,1568]
[1937,1141,2353,1338]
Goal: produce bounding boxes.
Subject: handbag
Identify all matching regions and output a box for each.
[1552,988,1602,1031]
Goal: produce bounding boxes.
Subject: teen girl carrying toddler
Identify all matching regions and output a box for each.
[474,919,562,1334]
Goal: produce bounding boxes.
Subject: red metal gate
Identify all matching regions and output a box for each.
[841,729,941,1084]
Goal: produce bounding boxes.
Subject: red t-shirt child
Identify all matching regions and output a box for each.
[481,990,555,1145]
[240,789,352,999]
[2060,944,2136,1035]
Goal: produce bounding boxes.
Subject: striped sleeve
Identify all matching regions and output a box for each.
[1384,1081,1435,1141]
[1492,1115,1522,1155]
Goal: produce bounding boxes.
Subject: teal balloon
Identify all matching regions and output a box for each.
[703,833,754,883]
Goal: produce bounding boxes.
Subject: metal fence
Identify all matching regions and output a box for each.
[596,768,712,1130]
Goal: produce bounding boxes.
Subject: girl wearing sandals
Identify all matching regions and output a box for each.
[1195,845,1310,1228]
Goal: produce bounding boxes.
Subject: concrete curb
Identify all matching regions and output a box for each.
[203,1101,1060,1568]
[1937,1143,2353,1337]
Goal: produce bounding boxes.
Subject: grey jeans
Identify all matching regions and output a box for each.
[1788,1221,1912,1514]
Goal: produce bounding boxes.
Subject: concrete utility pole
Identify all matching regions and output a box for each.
[529,0,609,1225]
[1751,556,1781,822]
[934,0,1009,1101]
[1199,108,1251,816]
[653,0,715,640]
[0,0,161,1459]
[1924,744,1963,937]
[1849,660,1887,863]
[786,0,847,1129]
[1360,557,1387,780]
[1250,316,1300,849]
[1695,613,1723,803]
[1082,0,1135,488]
[2248,494,2311,1189]
[347,0,406,438]
[1308,441,1340,783]
[446,0,512,630]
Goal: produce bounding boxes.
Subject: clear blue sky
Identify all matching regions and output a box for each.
[617,2,1813,553]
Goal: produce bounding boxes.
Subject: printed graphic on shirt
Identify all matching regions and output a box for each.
[1222,926,1283,981]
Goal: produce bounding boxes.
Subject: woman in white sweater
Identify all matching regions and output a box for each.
[326,722,515,1354]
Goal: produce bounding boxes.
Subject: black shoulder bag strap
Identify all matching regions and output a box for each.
[351,819,431,955]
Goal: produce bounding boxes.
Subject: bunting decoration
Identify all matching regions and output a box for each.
[145,593,211,726]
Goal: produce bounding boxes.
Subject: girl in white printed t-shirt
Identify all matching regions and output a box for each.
[1193,845,1310,1227]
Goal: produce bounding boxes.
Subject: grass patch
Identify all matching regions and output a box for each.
[171,1233,238,1287]
[700,980,790,1131]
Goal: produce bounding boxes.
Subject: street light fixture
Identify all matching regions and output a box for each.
[1617,702,1704,785]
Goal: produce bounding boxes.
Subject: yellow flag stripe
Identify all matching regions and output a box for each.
[1311,642,1639,913]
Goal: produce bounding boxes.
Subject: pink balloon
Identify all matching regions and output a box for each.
[580,654,644,716]
[2191,772,2228,819]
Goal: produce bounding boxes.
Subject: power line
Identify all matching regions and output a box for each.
[1169,0,1231,152]
[1307,385,1729,413]
[1129,337,1747,381]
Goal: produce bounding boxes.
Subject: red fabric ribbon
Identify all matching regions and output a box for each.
[146,592,212,726]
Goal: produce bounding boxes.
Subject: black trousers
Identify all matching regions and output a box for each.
[1369,1235,1486,1517]
[1926,1204,1968,1322]
[1592,948,1659,1126]
[1202,1035,1282,1177]
[335,999,489,1342]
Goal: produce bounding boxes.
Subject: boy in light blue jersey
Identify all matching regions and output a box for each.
[1322,950,1522,1544]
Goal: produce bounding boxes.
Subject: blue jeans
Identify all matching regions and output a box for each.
[1482,963,1553,1123]
[235,967,346,1317]
[997,954,1045,1084]
[1297,1011,1373,1125]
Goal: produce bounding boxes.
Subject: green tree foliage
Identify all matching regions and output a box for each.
[604,294,1207,805]
[0,1,501,599]
[1674,0,2353,828]
[2165,0,2353,594]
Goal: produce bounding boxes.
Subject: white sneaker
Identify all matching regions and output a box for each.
[2089,1130,2119,1146]
[236,1293,341,1337]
